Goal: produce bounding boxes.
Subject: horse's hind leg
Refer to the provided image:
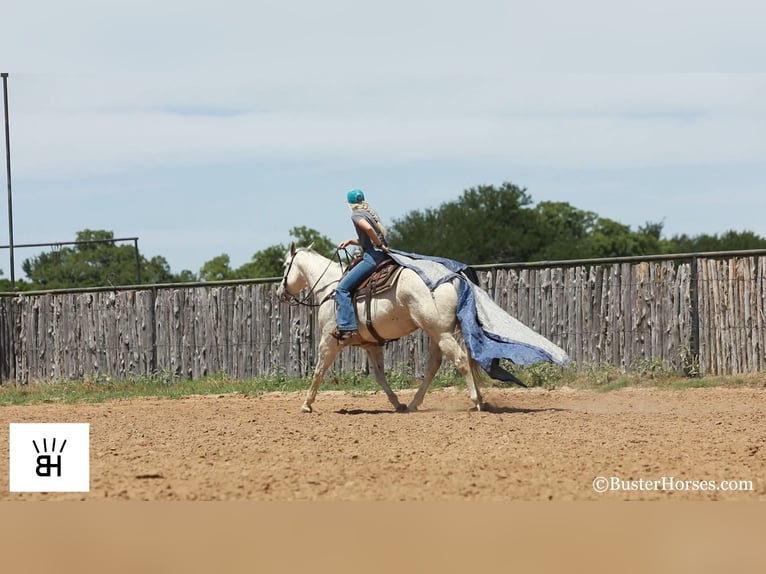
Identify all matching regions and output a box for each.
[302,337,339,413]
[408,338,442,411]
[438,333,484,411]
[365,346,405,412]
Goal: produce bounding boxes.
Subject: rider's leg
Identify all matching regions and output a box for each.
[335,251,378,332]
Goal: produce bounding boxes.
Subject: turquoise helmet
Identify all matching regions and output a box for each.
[346,189,365,204]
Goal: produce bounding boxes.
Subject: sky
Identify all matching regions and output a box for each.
[1,0,765,279]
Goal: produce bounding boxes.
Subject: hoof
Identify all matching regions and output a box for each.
[301,404,313,413]
[406,403,419,412]
[395,404,409,413]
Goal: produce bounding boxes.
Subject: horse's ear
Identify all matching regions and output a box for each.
[290,242,296,256]
[307,242,314,251]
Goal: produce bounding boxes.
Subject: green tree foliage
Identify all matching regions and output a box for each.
[199,226,336,280]
[8,187,766,291]
[388,182,670,263]
[233,245,287,279]
[530,201,599,260]
[199,254,234,282]
[288,226,337,257]
[173,269,198,283]
[0,268,30,291]
[581,218,660,258]
[20,229,178,290]
[388,182,540,264]
[666,230,766,253]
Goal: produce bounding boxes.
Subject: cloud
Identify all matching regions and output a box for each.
[3,1,766,75]
[2,0,766,279]
[4,1,764,178]
[6,72,765,180]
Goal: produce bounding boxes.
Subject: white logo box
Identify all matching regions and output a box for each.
[9,423,90,493]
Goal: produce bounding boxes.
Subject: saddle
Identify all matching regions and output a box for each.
[343,256,403,345]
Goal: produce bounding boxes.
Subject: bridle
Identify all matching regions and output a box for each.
[279,248,344,308]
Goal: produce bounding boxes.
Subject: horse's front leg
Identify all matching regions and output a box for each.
[302,336,339,413]
[408,337,442,411]
[365,345,406,412]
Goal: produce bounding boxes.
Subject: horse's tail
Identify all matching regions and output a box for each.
[468,356,486,385]
[453,327,486,384]
[454,325,527,388]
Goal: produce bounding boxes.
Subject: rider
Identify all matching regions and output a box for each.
[333,189,391,341]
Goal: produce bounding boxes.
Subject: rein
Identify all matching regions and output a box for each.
[280,249,344,308]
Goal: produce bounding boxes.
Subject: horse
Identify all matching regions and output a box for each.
[276,244,488,413]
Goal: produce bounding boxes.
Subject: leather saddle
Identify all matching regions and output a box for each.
[349,257,402,299]
[343,256,403,344]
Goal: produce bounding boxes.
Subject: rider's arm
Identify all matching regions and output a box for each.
[338,238,360,249]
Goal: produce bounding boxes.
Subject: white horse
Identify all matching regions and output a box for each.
[276,244,487,413]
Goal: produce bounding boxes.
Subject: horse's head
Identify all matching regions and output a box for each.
[277,242,311,302]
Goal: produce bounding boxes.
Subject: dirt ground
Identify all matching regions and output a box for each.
[1,386,764,501]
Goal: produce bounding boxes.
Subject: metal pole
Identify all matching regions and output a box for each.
[133,238,142,284]
[2,73,15,291]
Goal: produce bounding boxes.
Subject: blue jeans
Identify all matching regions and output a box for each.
[336,249,390,331]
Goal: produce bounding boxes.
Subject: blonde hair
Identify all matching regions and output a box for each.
[350,201,387,237]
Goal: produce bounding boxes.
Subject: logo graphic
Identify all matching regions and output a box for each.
[9,423,90,492]
[33,437,66,477]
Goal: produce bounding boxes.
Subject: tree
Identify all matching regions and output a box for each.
[388,182,539,264]
[199,255,234,282]
[288,226,337,258]
[529,201,598,261]
[199,226,336,280]
[21,229,178,289]
[388,183,679,263]
[0,269,29,291]
[234,245,286,279]
[173,269,198,283]
[666,230,766,253]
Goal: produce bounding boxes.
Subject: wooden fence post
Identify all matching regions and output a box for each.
[688,256,701,376]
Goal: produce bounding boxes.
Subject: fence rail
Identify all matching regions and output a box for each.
[1,251,765,384]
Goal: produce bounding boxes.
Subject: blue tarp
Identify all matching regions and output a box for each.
[388,249,569,383]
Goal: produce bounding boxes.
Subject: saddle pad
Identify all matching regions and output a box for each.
[352,260,403,300]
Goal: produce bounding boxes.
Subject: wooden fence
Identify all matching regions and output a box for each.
[1,251,765,384]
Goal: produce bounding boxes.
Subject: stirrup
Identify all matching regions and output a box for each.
[331,328,357,341]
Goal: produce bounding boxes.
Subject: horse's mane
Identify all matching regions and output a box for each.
[289,244,343,270]
[293,244,328,258]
